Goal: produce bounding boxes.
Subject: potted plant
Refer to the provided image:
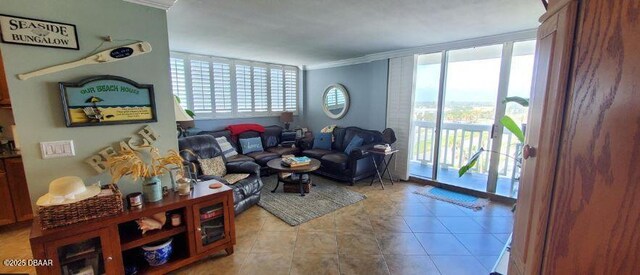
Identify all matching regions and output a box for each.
[107,146,184,202]
[459,96,529,177]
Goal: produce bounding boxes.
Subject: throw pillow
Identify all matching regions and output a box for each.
[239,137,264,154]
[265,135,278,148]
[223,173,250,184]
[344,135,364,154]
[321,125,337,133]
[199,156,226,177]
[215,137,238,159]
[313,132,332,150]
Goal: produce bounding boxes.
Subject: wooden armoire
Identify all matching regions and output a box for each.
[509,0,640,274]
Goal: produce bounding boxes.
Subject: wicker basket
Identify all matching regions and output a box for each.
[38,184,124,229]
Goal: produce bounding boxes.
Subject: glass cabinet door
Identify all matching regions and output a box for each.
[45,228,116,275]
[193,197,231,254]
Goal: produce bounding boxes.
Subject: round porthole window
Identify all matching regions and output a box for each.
[322,84,350,119]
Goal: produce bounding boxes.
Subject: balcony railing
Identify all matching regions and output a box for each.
[411,120,520,177]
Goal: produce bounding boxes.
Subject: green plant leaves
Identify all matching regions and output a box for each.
[458,148,485,177]
[175,95,196,118]
[503,96,529,107]
[501,116,525,143]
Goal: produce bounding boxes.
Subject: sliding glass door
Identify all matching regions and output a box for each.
[439,45,503,192]
[410,52,443,179]
[494,40,536,197]
[409,40,536,197]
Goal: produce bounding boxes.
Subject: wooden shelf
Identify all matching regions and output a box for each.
[120,225,186,251]
[59,250,102,265]
[200,213,224,223]
[137,252,189,275]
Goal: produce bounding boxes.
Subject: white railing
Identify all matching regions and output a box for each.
[411,120,520,177]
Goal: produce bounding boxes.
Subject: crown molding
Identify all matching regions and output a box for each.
[123,0,177,10]
[304,29,537,70]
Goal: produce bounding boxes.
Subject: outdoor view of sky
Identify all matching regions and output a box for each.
[414,55,534,104]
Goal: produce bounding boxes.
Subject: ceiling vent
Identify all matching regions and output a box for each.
[124,0,178,10]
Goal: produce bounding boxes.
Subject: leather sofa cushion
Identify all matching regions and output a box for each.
[232,174,263,203]
[226,154,254,163]
[267,146,299,156]
[199,174,262,205]
[197,130,238,151]
[302,149,333,159]
[246,151,279,166]
[321,153,349,171]
[332,127,347,151]
[262,126,283,147]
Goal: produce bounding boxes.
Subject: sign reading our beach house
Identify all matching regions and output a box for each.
[0,14,79,50]
[60,75,158,127]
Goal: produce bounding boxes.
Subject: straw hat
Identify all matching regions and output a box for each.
[36,176,101,206]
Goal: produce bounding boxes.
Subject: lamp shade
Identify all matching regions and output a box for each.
[280,111,293,123]
[174,97,193,122]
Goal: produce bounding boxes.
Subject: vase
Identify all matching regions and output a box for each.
[143,176,162,202]
[142,238,173,266]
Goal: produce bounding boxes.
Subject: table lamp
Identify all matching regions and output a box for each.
[280,111,293,130]
[174,97,194,137]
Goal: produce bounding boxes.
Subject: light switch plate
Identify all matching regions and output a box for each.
[40,140,75,159]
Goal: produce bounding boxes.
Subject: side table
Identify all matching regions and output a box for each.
[367,149,399,189]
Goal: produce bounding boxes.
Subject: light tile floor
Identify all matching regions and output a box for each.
[0,179,513,275]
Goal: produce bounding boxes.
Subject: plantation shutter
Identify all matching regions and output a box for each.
[236,64,252,113]
[190,60,212,113]
[170,57,188,108]
[212,62,232,113]
[386,56,417,181]
[284,67,298,111]
[170,53,300,117]
[253,66,268,112]
[270,67,284,112]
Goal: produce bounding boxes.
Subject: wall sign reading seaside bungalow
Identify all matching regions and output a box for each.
[0,14,79,50]
[60,75,157,127]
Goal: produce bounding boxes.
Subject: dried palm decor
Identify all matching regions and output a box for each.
[108,146,184,183]
[108,146,184,202]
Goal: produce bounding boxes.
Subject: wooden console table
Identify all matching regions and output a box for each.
[30,181,235,275]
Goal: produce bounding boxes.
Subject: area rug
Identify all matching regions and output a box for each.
[413,186,489,210]
[258,176,366,226]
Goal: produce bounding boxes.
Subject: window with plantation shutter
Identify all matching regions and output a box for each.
[212,62,232,113]
[190,60,213,113]
[270,68,284,112]
[170,57,187,108]
[284,68,298,111]
[253,66,268,112]
[169,53,299,118]
[236,64,252,113]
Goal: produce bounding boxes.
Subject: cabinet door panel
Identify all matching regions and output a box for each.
[0,48,10,105]
[192,196,231,254]
[542,0,640,273]
[5,158,32,221]
[44,228,118,275]
[0,172,16,225]
[508,1,578,274]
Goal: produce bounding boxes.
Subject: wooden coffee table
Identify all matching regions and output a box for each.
[267,158,321,196]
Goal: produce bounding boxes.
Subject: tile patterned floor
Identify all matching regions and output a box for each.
[0,179,513,275]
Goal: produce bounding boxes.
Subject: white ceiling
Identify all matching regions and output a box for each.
[167,0,544,67]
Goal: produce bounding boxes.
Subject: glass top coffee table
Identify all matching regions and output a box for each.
[267,158,321,196]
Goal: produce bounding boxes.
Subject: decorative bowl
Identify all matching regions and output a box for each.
[142,238,173,266]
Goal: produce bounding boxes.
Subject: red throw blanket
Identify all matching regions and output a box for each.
[226,124,265,136]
